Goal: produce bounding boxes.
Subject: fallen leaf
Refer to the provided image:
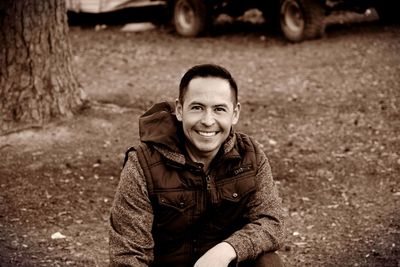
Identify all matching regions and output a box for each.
[293,242,307,246]
[269,139,277,146]
[51,232,66,239]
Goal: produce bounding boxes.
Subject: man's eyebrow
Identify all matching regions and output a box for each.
[187,102,230,108]
[214,104,229,108]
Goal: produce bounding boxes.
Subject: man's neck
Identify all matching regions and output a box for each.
[184,144,219,173]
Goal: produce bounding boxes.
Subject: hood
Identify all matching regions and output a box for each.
[139,101,183,153]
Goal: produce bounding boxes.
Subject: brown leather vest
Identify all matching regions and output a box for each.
[136,133,259,267]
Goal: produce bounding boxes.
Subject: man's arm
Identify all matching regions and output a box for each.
[224,140,285,263]
[109,151,154,267]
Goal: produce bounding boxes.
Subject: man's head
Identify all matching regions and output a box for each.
[178,64,238,105]
[176,64,241,162]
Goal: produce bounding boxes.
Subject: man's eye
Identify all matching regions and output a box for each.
[215,107,226,112]
[191,106,202,110]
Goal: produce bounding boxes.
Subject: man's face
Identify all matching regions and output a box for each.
[176,77,241,161]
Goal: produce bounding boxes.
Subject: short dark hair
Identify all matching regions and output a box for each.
[178,64,238,104]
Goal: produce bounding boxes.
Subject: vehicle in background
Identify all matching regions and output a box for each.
[66,0,166,13]
[275,0,398,42]
[66,0,167,26]
[66,0,399,42]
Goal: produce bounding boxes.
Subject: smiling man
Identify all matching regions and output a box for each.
[176,75,240,173]
[109,64,285,267]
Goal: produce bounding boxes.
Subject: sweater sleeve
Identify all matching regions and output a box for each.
[224,141,285,262]
[109,150,154,267]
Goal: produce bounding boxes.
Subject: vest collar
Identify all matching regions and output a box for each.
[154,130,241,167]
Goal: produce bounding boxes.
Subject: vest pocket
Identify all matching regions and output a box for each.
[218,175,256,202]
[153,191,195,232]
[203,176,256,236]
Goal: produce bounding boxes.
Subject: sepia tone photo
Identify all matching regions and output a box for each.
[1,0,399,266]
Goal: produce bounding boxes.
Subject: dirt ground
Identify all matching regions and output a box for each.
[1,12,399,267]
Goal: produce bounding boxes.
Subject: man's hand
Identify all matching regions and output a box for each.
[194,242,237,267]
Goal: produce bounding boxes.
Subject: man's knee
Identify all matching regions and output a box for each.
[238,252,284,267]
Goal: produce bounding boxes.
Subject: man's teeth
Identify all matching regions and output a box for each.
[198,131,217,137]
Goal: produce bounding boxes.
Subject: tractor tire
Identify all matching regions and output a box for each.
[280,0,325,42]
[173,0,211,37]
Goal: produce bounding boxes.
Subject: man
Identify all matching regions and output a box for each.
[109,64,285,267]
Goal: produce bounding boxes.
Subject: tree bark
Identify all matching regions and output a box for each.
[0,0,86,135]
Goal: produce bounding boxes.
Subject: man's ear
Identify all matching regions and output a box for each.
[175,99,183,121]
[232,102,241,125]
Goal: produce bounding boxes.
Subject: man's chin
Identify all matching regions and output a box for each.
[196,145,220,154]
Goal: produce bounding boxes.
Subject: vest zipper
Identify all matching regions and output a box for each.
[203,174,210,209]
[206,175,211,190]
[206,174,219,204]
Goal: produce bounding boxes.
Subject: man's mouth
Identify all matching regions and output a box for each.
[196,130,218,137]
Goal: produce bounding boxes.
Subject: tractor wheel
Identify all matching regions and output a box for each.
[280,0,325,42]
[173,0,211,37]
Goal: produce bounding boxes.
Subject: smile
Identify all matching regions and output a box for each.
[196,131,218,137]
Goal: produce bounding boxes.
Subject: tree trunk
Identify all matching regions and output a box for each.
[0,0,86,135]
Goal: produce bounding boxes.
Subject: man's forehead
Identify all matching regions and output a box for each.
[187,77,232,95]
[188,76,229,85]
[185,78,234,104]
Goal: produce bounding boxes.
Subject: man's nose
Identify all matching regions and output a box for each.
[201,111,215,126]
